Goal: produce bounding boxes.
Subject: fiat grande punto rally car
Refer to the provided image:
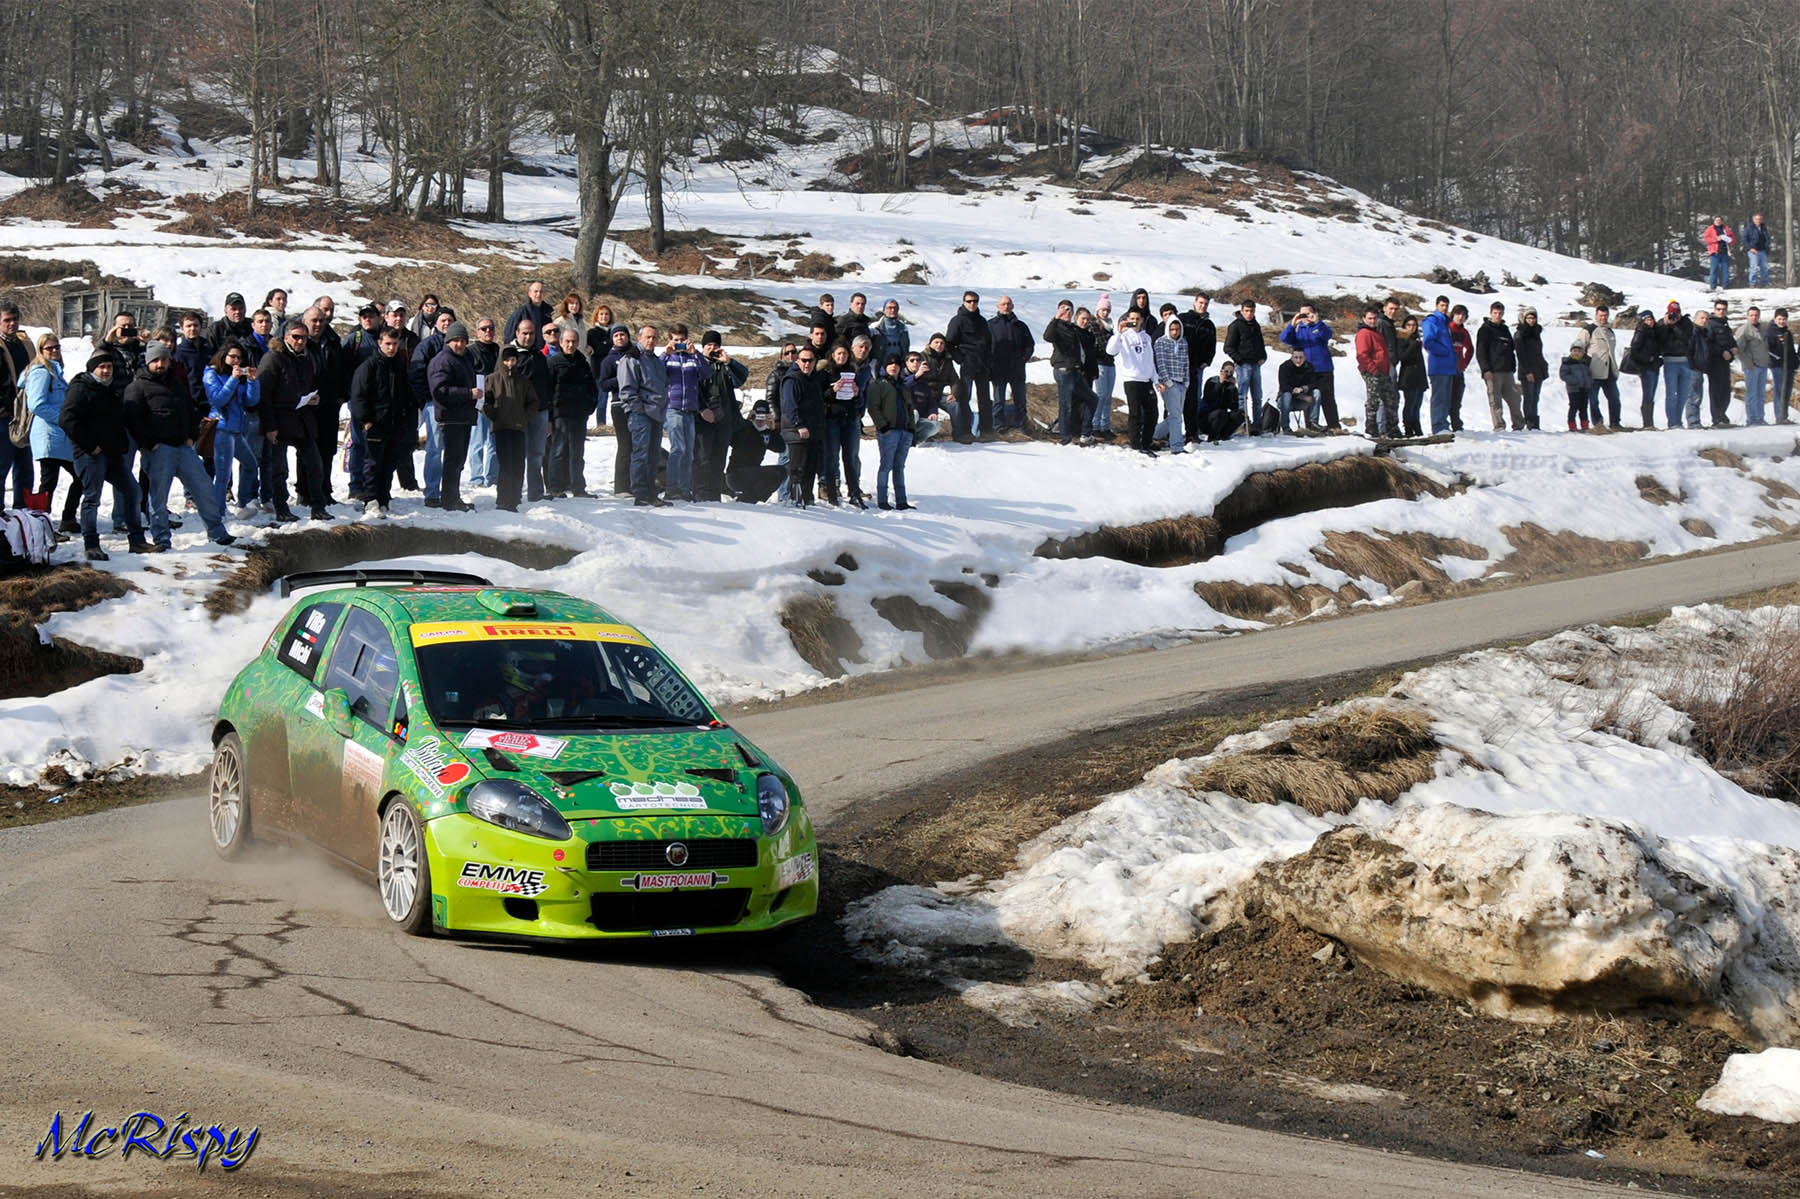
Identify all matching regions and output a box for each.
[208,569,817,940]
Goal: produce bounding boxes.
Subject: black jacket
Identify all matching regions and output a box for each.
[1475,318,1517,374]
[547,350,598,417]
[256,345,319,444]
[350,351,411,429]
[1183,312,1218,377]
[1397,334,1427,391]
[805,307,836,346]
[779,368,827,437]
[1705,317,1737,367]
[427,346,481,426]
[502,299,554,344]
[986,311,1035,376]
[837,309,873,347]
[209,315,253,352]
[1278,358,1316,396]
[1767,323,1798,373]
[58,371,130,458]
[945,308,992,376]
[600,343,637,408]
[1619,322,1658,376]
[122,370,199,451]
[1514,323,1549,380]
[0,332,30,422]
[1223,315,1267,365]
[1042,317,1083,371]
[1654,315,1696,362]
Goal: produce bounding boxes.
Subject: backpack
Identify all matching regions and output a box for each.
[7,385,30,448]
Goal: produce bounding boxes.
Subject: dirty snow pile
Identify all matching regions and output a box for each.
[844,604,1800,1063]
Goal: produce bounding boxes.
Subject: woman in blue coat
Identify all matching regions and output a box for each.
[204,342,262,516]
[22,333,78,526]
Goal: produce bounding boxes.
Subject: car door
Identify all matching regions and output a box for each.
[288,603,405,868]
[256,599,346,837]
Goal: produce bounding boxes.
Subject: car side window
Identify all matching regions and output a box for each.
[319,606,401,732]
[277,602,344,682]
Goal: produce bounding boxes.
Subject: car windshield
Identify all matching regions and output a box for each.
[415,635,712,730]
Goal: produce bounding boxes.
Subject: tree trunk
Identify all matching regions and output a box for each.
[571,136,615,292]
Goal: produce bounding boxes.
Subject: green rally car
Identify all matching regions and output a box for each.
[208,568,817,940]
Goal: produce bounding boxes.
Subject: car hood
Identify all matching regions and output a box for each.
[448,725,771,818]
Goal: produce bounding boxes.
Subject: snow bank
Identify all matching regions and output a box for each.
[845,606,1800,1041]
[1699,1048,1800,1123]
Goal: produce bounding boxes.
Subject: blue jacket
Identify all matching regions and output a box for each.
[23,362,72,461]
[203,366,260,435]
[1421,311,1457,375]
[409,332,447,407]
[1745,221,1771,253]
[662,348,713,414]
[1280,319,1335,374]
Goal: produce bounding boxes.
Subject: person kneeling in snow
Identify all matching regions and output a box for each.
[1195,362,1243,442]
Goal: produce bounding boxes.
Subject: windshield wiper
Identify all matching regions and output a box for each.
[527,714,701,729]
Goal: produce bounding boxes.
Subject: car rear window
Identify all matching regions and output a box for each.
[276,602,344,682]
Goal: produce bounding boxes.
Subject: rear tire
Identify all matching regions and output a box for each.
[209,732,253,859]
[377,800,433,935]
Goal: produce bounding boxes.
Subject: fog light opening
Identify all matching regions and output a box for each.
[772,887,792,912]
[502,898,539,922]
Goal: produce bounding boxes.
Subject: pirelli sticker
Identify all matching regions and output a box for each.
[408,621,651,647]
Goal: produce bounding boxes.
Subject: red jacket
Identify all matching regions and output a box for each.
[1451,323,1474,371]
[1703,221,1734,256]
[1354,326,1390,375]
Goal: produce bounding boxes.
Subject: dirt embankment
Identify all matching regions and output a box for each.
[786,665,1799,1197]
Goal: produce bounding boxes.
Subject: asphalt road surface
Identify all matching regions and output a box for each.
[4,541,1795,1198]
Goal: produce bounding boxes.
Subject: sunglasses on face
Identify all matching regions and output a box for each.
[797,355,815,363]
[781,349,796,357]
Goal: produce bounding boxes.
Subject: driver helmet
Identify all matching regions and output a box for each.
[500,647,557,692]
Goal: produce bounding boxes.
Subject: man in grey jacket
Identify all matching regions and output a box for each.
[617,324,669,506]
[1580,306,1620,428]
[1737,306,1773,425]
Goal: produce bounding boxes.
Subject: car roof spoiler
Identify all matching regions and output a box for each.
[275,568,495,598]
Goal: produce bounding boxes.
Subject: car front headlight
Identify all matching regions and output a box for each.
[465,780,573,841]
[756,774,790,837]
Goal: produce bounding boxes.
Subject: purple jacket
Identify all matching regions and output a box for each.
[662,347,714,413]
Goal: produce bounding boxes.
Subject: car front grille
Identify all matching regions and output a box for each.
[589,889,751,932]
[586,838,759,872]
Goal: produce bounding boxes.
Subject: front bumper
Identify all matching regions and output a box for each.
[423,810,818,939]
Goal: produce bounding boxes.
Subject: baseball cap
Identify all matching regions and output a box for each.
[225,292,245,307]
[358,303,379,318]
[386,300,407,314]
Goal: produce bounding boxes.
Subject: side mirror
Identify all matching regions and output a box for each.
[323,688,356,739]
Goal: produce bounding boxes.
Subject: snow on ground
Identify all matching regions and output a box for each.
[1700,1048,1800,1123]
[6,421,1800,789]
[844,605,1800,1053]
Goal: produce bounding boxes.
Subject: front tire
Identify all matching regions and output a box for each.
[209,732,253,859]
[377,800,433,935]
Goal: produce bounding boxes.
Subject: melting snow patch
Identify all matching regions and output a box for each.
[1699,1048,1800,1123]
[954,980,1112,1029]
